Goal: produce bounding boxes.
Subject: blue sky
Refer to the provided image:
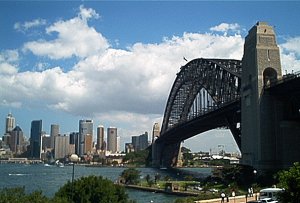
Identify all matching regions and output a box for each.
[1,1,300,153]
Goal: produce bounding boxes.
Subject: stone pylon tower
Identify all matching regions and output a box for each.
[241,22,282,170]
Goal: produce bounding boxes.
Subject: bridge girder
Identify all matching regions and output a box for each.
[160,58,242,139]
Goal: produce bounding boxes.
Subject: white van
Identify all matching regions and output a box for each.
[259,188,283,201]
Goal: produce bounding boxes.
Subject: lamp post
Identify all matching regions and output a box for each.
[253,169,257,200]
[70,154,79,202]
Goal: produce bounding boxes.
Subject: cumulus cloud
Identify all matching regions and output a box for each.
[279,37,300,74]
[14,18,47,32]
[23,6,109,59]
[210,23,240,35]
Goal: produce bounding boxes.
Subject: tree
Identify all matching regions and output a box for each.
[0,187,50,203]
[276,162,300,203]
[55,175,130,203]
[120,168,141,185]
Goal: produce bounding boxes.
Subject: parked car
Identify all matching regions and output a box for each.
[260,198,278,203]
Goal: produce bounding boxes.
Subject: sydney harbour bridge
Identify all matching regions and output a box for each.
[151,22,300,171]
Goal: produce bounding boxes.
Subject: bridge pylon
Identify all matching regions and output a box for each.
[241,22,300,170]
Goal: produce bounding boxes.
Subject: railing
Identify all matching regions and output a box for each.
[264,71,300,88]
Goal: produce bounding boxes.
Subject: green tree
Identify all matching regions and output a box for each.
[120,168,141,185]
[276,162,300,203]
[55,175,129,203]
[0,187,50,203]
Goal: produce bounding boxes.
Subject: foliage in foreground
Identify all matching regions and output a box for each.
[276,162,300,203]
[0,187,50,203]
[55,175,130,203]
[0,175,133,203]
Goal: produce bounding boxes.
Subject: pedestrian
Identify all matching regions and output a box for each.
[250,187,254,197]
[221,192,225,203]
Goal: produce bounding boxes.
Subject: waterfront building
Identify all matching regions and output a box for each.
[30,120,42,159]
[139,132,149,150]
[54,134,69,159]
[131,132,149,151]
[96,125,105,151]
[41,134,51,156]
[78,120,93,156]
[107,127,117,153]
[152,122,160,143]
[125,143,134,153]
[84,134,93,154]
[5,112,15,134]
[50,124,59,149]
[132,135,139,151]
[117,135,120,152]
[9,126,24,154]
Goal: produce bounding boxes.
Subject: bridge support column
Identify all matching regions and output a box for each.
[241,22,283,170]
[152,141,182,168]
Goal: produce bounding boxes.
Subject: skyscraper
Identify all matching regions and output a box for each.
[152,122,160,143]
[139,132,149,150]
[5,112,15,134]
[107,127,117,153]
[54,134,69,159]
[78,120,93,156]
[30,120,42,159]
[96,125,105,151]
[9,126,24,154]
[50,124,59,149]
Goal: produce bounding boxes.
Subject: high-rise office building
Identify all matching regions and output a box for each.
[50,124,59,148]
[78,120,93,156]
[132,132,149,151]
[152,122,160,143]
[69,132,78,155]
[5,112,15,134]
[30,120,42,159]
[54,135,69,159]
[139,132,149,150]
[96,125,105,151]
[9,126,24,154]
[132,136,139,151]
[84,134,93,154]
[107,127,117,153]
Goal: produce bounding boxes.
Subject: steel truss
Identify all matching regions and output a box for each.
[160,58,242,142]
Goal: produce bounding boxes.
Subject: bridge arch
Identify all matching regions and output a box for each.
[161,58,242,135]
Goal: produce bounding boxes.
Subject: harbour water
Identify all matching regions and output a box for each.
[0,164,211,203]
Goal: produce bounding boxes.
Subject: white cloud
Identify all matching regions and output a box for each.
[281,37,300,56]
[210,23,240,34]
[279,36,300,74]
[0,50,19,63]
[14,18,47,32]
[23,6,109,59]
[0,63,18,75]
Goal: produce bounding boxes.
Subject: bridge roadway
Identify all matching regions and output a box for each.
[156,100,241,146]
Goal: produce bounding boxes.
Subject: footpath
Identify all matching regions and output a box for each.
[122,184,259,202]
[195,194,259,203]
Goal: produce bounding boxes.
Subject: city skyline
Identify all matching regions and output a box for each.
[1,2,300,153]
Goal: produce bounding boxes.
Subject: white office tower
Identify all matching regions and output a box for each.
[5,112,15,134]
[152,122,160,143]
[107,127,117,153]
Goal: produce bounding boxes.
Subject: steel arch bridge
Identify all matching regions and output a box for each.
[153,58,242,167]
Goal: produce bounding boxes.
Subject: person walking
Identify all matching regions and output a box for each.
[221,192,226,203]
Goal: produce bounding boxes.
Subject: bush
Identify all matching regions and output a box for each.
[55,175,130,203]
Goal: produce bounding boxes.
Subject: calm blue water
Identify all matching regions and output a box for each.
[0,164,211,203]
